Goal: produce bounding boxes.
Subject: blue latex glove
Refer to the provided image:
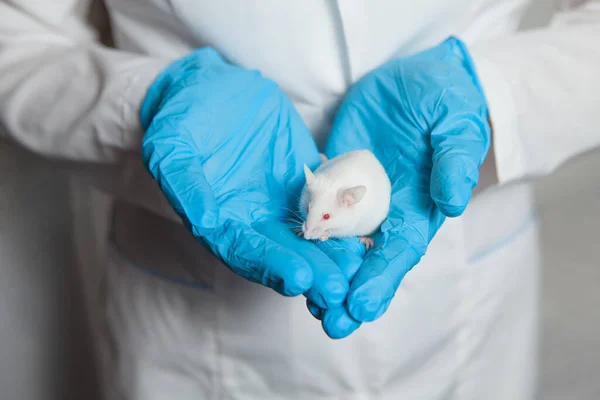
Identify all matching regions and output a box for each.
[307,237,366,338]
[140,48,363,309]
[311,36,491,338]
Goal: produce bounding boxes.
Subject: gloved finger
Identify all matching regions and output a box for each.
[140,47,227,129]
[306,298,363,341]
[306,299,366,341]
[253,222,349,309]
[304,237,365,317]
[429,119,489,217]
[141,115,219,236]
[315,237,366,280]
[321,306,362,339]
[207,220,314,297]
[306,299,323,320]
[310,237,368,338]
[346,235,425,322]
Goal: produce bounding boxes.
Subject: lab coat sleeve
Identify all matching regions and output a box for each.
[0,1,178,219]
[467,0,600,184]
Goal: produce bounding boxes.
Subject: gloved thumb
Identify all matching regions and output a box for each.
[430,143,482,217]
[429,37,491,217]
[429,107,490,216]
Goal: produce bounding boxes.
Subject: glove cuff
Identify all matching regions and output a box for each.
[139,47,227,130]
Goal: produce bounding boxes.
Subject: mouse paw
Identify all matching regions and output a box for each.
[359,236,374,250]
[319,233,330,242]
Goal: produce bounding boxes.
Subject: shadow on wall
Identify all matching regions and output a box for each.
[535,148,600,400]
[0,143,101,400]
[518,0,562,30]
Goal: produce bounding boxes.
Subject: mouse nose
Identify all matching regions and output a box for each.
[302,223,319,240]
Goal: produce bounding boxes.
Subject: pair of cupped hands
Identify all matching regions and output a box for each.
[140,36,491,339]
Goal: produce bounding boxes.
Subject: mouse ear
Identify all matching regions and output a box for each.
[303,164,316,187]
[338,185,367,207]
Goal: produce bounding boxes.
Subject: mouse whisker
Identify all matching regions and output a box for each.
[278,205,303,216]
[283,189,302,201]
[290,227,305,238]
[283,222,304,233]
[282,215,304,225]
[282,216,303,225]
[281,209,303,218]
[288,210,304,220]
[280,206,304,220]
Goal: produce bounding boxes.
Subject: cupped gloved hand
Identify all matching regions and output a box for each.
[140,47,363,309]
[306,237,366,339]
[313,36,491,338]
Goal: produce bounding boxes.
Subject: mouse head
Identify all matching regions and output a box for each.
[299,164,366,240]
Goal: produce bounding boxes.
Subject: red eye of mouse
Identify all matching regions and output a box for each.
[323,213,330,220]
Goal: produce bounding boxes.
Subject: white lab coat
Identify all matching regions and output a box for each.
[0,0,599,399]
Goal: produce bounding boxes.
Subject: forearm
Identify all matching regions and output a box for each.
[468,0,600,184]
[0,1,170,163]
[0,1,180,219]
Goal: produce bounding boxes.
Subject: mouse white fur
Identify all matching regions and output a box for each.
[299,149,391,249]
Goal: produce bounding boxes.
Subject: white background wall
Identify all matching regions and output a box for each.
[517,2,600,397]
[0,145,100,400]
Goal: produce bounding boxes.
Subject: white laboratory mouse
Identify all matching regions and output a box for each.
[299,150,391,249]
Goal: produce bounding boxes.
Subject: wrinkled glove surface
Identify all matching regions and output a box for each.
[313,36,491,339]
[140,48,364,309]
